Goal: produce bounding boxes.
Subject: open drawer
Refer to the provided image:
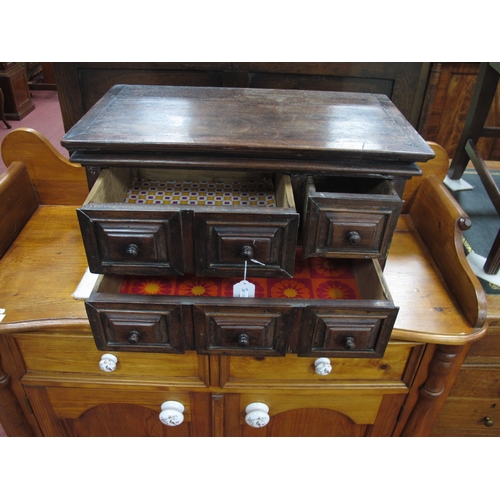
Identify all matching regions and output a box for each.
[85,255,398,358]
[77,168,299,277]
[302,175,402,259]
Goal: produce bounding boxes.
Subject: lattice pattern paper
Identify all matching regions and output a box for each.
[120,254,360,301]
[124,178,276,206]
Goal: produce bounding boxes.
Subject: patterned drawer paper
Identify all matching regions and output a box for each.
[125,178,276,207]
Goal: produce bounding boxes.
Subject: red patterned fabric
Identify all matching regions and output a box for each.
[120,251,360,300]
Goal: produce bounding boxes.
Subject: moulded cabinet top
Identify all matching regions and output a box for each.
[61,85,434,165]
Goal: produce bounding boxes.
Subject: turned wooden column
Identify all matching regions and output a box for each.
[401,344,470,437]
[0,351,34,436]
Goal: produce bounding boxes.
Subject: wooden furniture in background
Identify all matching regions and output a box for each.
[52,62,431,132]
[0,89,11,129]
[431,316,500,436]
[25,63,57,91]
[51,62,500,164]
[0,63,35,120]
[430,157,500,437]
[447,63,500,275]
[423,62,500,162]
[0,129,486,437]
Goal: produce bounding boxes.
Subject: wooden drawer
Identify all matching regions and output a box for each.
[193,304,293,357]
[86,292,185,353]
[14,334,209,385]
[85,258,398,358]
[466,325,500,363]
[302,176,402,259]
[447,367,500,399]
[219,342,421,388]
[77,168,298,277]
[432,397,500,436]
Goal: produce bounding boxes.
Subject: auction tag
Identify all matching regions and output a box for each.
[233,279,255,298]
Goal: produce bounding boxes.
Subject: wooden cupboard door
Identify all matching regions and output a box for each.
[222,392,387,437]
[24,385,212,437]
[239,407,368,437]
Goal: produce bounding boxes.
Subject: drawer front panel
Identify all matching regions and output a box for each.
[466,326,500,363]
[78,208,184,275]
[15,334,206,382]
[194,304,293,356]
[447,367,500,399]
[194,211,299,277]
[86,298,185,353]
[298,305,399,357]
[432,397,500,436]
[221,343,419,387]
[303,178,402,259]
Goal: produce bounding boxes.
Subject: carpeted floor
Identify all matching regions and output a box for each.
[450,168,500,294]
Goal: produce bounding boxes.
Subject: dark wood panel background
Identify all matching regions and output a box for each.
[52,62,430,132]
[422,62,500,161]
[52,62,499,162]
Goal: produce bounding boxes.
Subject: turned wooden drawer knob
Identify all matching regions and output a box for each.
[343,336,356,350]
[240,246,254,261]
[245,402,270,428]
[484,417,494,427]
[99,353,118,372]
[159,401,185,427]
[126,243,139,259]
[127,330,141,345]
[238,333,251,347]
[314,357,332,376]
[240,245,265,266]
[347,231,361,245]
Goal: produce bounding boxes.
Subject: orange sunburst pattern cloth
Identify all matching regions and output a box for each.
[120,252,360,300]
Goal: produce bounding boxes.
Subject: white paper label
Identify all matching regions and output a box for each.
[233,279,255,298]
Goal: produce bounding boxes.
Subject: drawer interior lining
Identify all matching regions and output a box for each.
[124,178,277,206]
[118,250,363,301]
[85,168,299,208]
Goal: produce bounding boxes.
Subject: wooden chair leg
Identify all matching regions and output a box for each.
[448,63,499,180]
[484,229,500,275]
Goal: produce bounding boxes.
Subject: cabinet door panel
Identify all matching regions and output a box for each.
[224,392,385,437]
[25,385,211,437]
[247,408,368,437]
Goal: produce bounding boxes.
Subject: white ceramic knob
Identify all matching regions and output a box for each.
[245,402,270,428]
[99,353,118,372]
[159,401,185,427]
[314,357,332,376]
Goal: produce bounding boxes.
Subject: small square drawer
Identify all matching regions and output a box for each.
[85,276,186,353]
[302,176,402,259]
[85,255,397,358]
[193,304,293,357]
[77,168,298,277]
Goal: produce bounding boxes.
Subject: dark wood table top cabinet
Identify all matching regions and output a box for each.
[62,85,431,360]
[0,84,487,437]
